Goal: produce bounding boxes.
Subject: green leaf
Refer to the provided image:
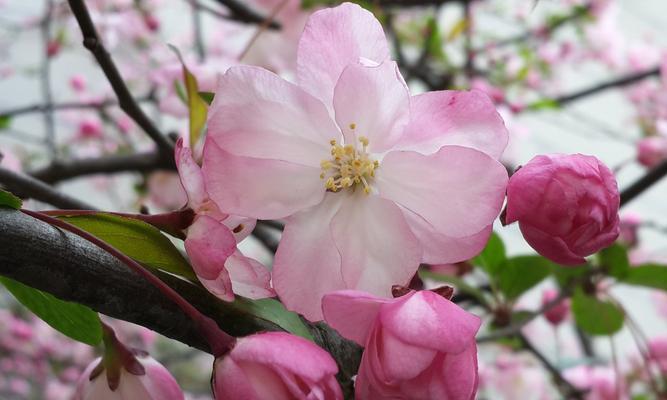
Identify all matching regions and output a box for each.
[59,214,197,281]
[497,256,552,300]
[419,270,489,307]
[472,232,506,276]
[0,277,102,345]
[572,290,624,336]
[599,244,629,279]
[527,98,561,111]
[0,114,11,130]
[168,45,208,148]
[199,91,214,105]
[621,264,667,291]
[232,298,313,341]
[552,263,588,288]
[0,189,22,209]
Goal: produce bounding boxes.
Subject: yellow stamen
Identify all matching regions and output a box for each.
[320,137,379,195]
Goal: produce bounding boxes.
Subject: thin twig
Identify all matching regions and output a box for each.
[213,0,281,29]
[29,151,174,184]
[40,0,56,158]
[66,0,175,157]
[519,333,585,399]
[0,166,95,210]
[238,0,289,62]
[620,157,667,207]
[0,96,152,118]
[191,0,205,61]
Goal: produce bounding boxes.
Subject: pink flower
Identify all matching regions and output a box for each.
[541,288,570,326]
[46,40,60,58]
[618,211,641,248]
[653,291,667,319]
[505,154,620,265]
[563,365,626,400]
[73,355,184,400]
[637,136,667,168]
[323,289,481,399]
[647,336,667,375]
[176,139,274,301]
[202,2,509,320]
[212,332,342,399]
[78,118,103,139]
[70,75,87,92]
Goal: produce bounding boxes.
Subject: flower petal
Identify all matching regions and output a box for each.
[225,251,275,299]
[380,330,437,381]
[519,223,587,265]
[273,193,346,321]
[202,139,325,220]
[333,61,410,153]
[380,291,481,354]
[175,138,207,211]
[331,193,421,298]
[402,208,494,264]
[185,215,236,281]
[297,2,390,110]
[184,215,236,301]
[207,66,338,167]
[394,90,509,159]
[321,290,390,346]
[376,146,508,237]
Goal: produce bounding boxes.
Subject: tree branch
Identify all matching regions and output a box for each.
[619,158,667,207]
[0,96,152,118]
[0,208,361,385]
[30,151,174,184]
[0,166,95,210]
[547,67,660,108]
[212,0,280,29]
[66,0,175,158]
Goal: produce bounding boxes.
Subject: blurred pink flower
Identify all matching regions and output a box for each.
[73,355,183,400]
[653,291,667,319]
[212,332,342,399]
[618,211,641,248]
[69,75,87,92]
[637,136,667,168]
[323,289,481,399]
[505,154,620,265]
[542,288,570,326]
[563,365,626,400]
[203,2,508,320]
[647,336,667,375]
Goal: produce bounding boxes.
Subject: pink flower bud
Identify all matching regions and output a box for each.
[541,289,570,326]
[78,118,103,139]
[505,154,620,265]
[46,40,60,58]
[69,75,87,92]
[213,332,342,399]
[637,136,667,168]
[143,14,160,32]
[618,211,641,248]
[323,290,481,400]
[73,355,184,400]
[647,336,667,375]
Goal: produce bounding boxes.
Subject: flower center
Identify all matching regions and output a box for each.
[320,134,379,194]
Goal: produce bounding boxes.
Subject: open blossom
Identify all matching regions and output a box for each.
[213,332,342,399]
[176,139,274,301]
[505,154,620,265]
[323,289,481,399]
[202,2,509,320]
[73,355,183,400]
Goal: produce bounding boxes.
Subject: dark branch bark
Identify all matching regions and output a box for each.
[213,0,280,29]
[0,208,361,385]
[30,151,174,184]
[66,0,175,158]
[0,96,151,118]
[379,0,469,6]
[619,157,667,207]
[0,167,95,210]
[550,67,660,107]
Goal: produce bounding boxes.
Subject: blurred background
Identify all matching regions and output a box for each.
[1,0,666,398]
